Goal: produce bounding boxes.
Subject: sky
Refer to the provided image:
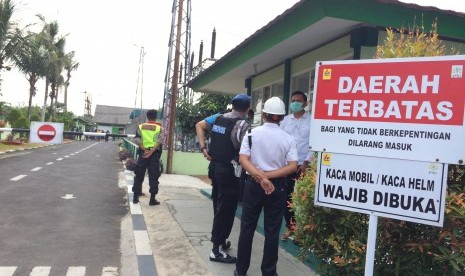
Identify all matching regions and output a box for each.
[1,0,464,116]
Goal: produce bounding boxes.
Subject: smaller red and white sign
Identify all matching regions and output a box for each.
[37,124,56,141]
[30,122,64,144]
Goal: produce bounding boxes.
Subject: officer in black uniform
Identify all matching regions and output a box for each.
[195,94,251,264]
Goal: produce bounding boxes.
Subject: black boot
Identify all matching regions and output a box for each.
[149,194,160,206]
[133,195,139,204]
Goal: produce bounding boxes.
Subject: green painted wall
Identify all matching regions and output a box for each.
[292,35,352,73]
[252,64,285,90]
[160,151,209,175]
[123,138,210,176]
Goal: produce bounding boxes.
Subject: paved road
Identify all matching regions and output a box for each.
[0,141,127,276]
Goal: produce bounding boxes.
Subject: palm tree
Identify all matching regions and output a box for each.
[0,0,26,95]
[63,51,79,111]
[48,48,65,118]
[15,32,49,119]
[37,15,66,121]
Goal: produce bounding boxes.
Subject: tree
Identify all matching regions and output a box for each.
[0,100,10,117]
[37,16,66,121]
[0,101,10,126]
[63,51,79,111]
[176,98,200,151]
[5,107,21,125]
[53,106,74,131]
[196,93,232,119]
[0,0,25,95]
[175,93,232,151]
[15,32,49,119]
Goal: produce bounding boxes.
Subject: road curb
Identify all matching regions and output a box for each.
[122,167,158,276]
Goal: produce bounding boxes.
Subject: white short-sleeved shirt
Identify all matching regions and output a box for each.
[280,112,311,165]
[240,122,298,172]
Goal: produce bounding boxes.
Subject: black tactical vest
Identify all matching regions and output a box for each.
[209,115,242,163]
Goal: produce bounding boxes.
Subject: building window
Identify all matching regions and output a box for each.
[251,81,284,125]
[291,69,315,113]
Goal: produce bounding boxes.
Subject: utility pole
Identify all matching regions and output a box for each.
[162,0,192,174]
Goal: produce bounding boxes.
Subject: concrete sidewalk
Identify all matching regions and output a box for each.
[123,171,316,276]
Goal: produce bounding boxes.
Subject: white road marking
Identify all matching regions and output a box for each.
[30,266,51,276]
[0,266,119,276]
[53,153,57,154]
[65,155,70,158]
[46,162,53,165]
[66,266,86,276]
[31,167,42,172]
[130,202,142,215]
[101,267,119,276]
[10,175,26,181]
[82,143,99,151]
[75,152,79,154]
[61,194,76,199]
[0,267,16,276]
[57,158,63,161]
[134,230,153,255]
[70,153,75,156]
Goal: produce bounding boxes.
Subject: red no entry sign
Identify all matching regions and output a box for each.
[37,124,56,141]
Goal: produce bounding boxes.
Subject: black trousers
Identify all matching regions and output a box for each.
[284,172,297,229]
[236,176,287,276]
[210,161,240,246]
[238,168,247,202]
[132,149,162,196]
[208,161,218,214]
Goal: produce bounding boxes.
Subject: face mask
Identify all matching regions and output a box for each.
[290,102,303,113]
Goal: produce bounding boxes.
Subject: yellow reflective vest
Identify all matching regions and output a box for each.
[138,122,161,149]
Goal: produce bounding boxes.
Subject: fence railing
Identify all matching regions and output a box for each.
[122,138,139,159]
[0,128,135,140]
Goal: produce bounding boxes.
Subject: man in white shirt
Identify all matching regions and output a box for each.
[279,90,311,241]
[235,97,298,276]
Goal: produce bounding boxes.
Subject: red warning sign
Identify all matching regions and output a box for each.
[37,124,56,141]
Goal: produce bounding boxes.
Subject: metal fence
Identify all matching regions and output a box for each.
[0,128,135,141]
[122,138,139,159]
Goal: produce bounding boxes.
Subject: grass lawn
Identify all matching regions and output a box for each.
[0,142,44,152]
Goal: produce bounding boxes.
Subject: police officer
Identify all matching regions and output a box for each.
[235,97,298,276]
[133,109,162,206]
[195,94,251,264]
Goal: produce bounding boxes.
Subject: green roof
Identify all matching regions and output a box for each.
[189,0,465,93]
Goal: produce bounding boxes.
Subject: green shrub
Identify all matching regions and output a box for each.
[293,155,465,275]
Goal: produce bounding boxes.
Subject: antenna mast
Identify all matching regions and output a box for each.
[162,0,192,174]
[134,46,145,111]
[83,91,92,117]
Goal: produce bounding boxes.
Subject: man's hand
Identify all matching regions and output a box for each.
[142,150,153,158]
[296,164,306,175]
[202,148,212,161]
[259,178,275,195]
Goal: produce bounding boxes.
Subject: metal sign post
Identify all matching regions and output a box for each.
[365,214,378,276]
